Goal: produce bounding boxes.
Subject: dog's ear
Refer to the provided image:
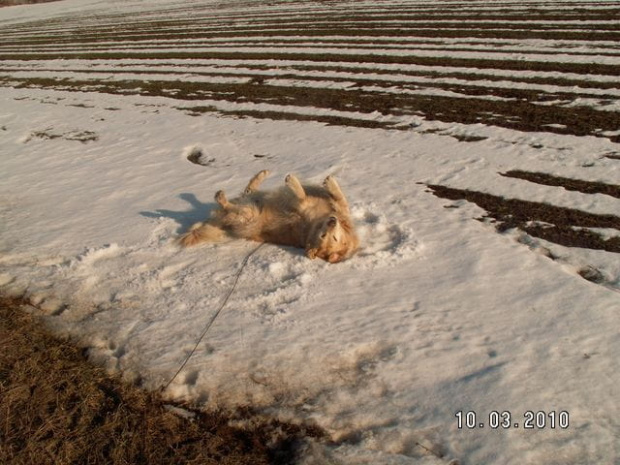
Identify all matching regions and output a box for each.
[338,216,354,231]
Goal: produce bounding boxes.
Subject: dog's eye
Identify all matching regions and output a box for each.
[332,235,338,241]
[320,233,327,239]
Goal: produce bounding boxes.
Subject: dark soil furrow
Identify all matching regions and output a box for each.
[2,1,618,140]
[3,8,619,27]
[3,66,618,106]
[64,11,616,24]
[3,26,619,43]
[1,51,618,77]
[183,105,400,129]
[500,171,620,199]
[3,41,620,62]
[3,75,619,141]
[426,184,620,252]
[3,10,618,36]
[3,20,618,37]
[2,35,620,55]
[2,7,620,42]
[0,64,618,103]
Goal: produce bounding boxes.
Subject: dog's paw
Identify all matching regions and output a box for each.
[323,175,344,201]
[244,170,270,195]
[305,248,318,259]
[215,190,228,208]
[285,174,306,199]
[189,221,204,231]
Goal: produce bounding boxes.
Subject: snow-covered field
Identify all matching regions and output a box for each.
[1,0,619,463]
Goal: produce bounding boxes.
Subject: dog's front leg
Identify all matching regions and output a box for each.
[215,190,232,209]
[285,174,307,201]
[305,246,318,259]
[243,169,270,195]
[323,175,349,211]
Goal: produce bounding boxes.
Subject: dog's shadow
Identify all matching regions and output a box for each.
[140,193,215,234]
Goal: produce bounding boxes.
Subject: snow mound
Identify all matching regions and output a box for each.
[352,205,420,268]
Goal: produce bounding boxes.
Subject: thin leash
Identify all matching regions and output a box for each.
[161,242,265,392]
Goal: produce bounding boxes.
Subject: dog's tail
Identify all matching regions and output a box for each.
[178,222,226,247]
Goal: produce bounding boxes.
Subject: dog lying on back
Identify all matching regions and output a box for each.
[179,170,359,263]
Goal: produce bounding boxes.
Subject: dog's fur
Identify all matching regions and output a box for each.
[179,170,359,263]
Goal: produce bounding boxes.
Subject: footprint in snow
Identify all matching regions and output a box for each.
[184,145,216,167]
[74,243,124,267]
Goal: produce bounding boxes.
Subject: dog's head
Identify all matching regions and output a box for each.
[306,215,359,263]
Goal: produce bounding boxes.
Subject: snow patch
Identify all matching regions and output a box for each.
[352,205,420,268]
[0,273,15,287]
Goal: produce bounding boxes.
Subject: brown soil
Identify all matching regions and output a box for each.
[1,2,619,140]
[0,0,60,6]
[0,297,325,465]
[501,170,620,199]
[426,184,620,253]
[3,74,619,139]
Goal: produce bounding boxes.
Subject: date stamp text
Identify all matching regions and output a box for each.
[455,410,569,430]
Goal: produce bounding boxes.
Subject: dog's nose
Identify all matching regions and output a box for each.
[327,216,337,227]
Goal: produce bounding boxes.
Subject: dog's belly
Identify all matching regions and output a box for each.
[255,209,306,248]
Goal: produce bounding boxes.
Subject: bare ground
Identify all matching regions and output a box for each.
[0,297,325,465]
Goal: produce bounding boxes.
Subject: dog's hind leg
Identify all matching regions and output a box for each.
[243,169,270,195]
[178,222,226,247]
[324,175,349,210]
[285,174,307,201]
[215,188,255,217]
[215,189,232,209]
[215,188,259,234]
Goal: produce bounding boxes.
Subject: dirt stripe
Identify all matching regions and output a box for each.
[426,184,620,253]
[3,74,619,141]
[4,41,620,62]
[500,171,620,199]
[2,51,618,76]
[4,64,619,99]
[3,26,619,43]
[4,10,618,33]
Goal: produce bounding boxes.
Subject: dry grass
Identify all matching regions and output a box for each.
[0,297,324,465]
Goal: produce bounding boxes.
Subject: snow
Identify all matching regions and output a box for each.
[1,1,619,464]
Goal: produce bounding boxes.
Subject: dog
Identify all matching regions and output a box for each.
[179,170,359,263]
